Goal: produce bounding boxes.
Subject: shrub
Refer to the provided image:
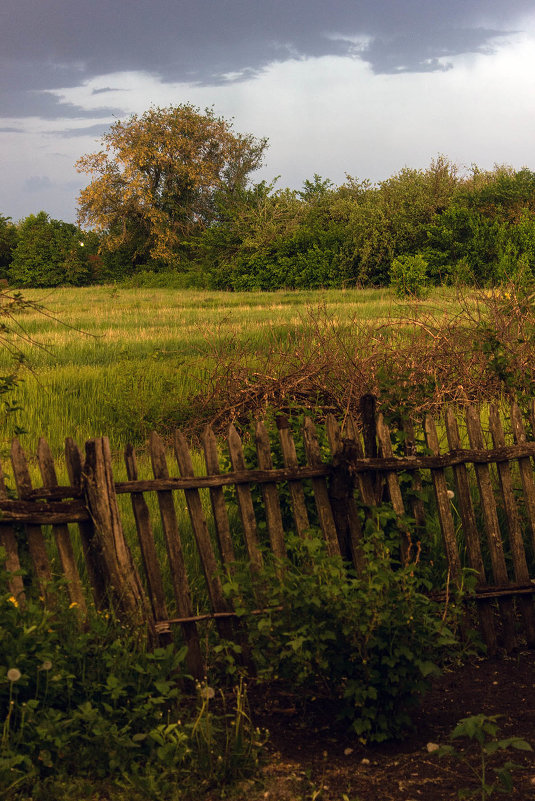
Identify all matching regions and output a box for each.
[224,519,461,743]
[390,253,429,297]
[0,566,263,800]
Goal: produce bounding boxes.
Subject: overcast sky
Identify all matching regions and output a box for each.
[2,0,535,223]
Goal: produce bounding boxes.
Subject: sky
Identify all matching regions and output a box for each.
[1,0,535,224]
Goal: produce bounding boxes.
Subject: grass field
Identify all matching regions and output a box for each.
[0,285,459,459]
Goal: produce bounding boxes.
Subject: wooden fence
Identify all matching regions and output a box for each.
[2,398,535,677]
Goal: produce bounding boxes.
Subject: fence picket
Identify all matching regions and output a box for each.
[10,438,53,598]
[0,456,25,606]
[227,424,263,571]
[444,409,497,655]
[276,415,311,539]
[124,444,169,628]
[402,421,426,533]
[325,414,365,572]
[174,430,235,640]
[510,403,535,554]
[84,438,152,635]
[201,426,236,567]
[149,432,204,678]
[302,417,340,556]
[65,438,108,609]
[423,414,462,582]
[465,407,516,652]
[376,414,413,563]
[488,406,535,646]
[255,422,286,561]
[37,438,87,617]
[345,415,376,507]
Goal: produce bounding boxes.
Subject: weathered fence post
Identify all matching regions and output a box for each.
[83,437,153,636]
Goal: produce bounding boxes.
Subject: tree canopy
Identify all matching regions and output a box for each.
[76,104,268,267]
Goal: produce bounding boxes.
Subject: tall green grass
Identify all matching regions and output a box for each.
[0,286,457,457]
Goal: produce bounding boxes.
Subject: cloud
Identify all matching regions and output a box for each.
[48,123,114,138]
[2,0,535,123]
[24,176,53,192]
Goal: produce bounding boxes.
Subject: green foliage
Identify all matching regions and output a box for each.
[8,213,94,288]
[390,253,429,297]
[436,714,532,799]
[0,570,264,800]
[223,522,461,743]
[0,216,19,278]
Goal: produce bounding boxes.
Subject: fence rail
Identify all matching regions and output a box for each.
[2,397,535,675]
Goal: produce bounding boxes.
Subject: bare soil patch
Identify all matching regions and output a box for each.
[219,651,535,800]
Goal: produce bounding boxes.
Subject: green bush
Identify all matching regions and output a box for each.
[224,521,461,743]
[389,253,429,297]
[0,567,263,800]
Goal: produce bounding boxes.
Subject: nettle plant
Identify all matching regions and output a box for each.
[223,516,464,743]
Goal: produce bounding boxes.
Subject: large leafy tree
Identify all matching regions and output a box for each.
[76,104,267,268]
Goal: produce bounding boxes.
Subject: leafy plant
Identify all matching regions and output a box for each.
[390,253,430,298]
[435,714,532,799]
[0,562,264,800]
[222,520,463,743]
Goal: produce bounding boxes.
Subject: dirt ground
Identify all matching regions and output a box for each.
[222,650,535,801]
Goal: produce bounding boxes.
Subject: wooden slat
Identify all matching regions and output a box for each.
[113,465,331,493]
[65,437,108,609]
[345,415,376,507]
[465,406,516,652]
[488,407,535,647]
[325,414,365,572]
[227,425,263,571]
[37,437,87,617]
[376,414,411,564]
[0,500,89,524]
[124,444,169,627]
[0,456,25,606]
[84,438,152,632]
[444,409,497,656]
[149,431,204,678]
[255,422,286,561]
[10,438,53,596]
[276,415,311,539]
[510,402,535,555]
[302,417,340,556]
[402,421,426,533]
[423,414,462,582]
[359,394,382,502]
[174,430,235,640]
[201,426,236,567]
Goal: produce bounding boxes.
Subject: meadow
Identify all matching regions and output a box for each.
[3,284,535,801]
[0,285,457,458]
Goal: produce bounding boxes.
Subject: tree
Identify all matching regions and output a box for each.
[9,212,92,287]
[76,104,268,268]
[0,215,18,278]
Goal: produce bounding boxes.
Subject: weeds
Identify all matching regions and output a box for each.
[0,564,265,800]
[436,714,532,799]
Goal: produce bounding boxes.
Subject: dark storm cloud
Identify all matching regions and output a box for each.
[1,0,533,119]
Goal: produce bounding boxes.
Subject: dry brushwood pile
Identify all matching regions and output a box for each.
[189,286,535,436]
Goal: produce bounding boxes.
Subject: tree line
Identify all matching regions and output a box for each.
[2,104,535,290]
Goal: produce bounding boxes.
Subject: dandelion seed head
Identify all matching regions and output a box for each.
[7,668,21,682]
